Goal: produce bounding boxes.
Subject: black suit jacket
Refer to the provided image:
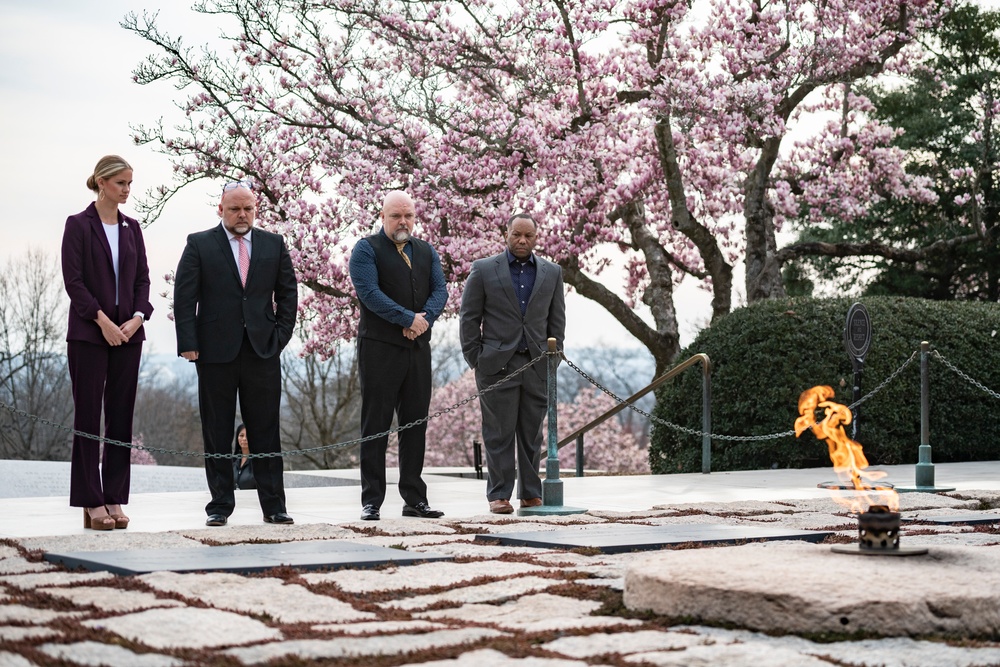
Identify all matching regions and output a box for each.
[174,223,297,362]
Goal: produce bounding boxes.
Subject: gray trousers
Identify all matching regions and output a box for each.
[476,351,545,501]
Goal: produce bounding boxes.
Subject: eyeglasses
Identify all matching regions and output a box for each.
[222,179,254,192]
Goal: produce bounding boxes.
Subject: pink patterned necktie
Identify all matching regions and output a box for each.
[237,236,249,287]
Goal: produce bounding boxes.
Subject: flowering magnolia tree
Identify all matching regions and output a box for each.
[388,370,648,473]
[124,0,950,374]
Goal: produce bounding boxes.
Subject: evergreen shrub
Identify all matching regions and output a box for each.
[649,297,1000,474]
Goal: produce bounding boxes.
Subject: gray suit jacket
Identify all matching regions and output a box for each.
[459,251,566,376]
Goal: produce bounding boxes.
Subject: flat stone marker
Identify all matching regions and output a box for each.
[476,524,831,554]
[43,540,451,575]
[625,542,1000,638]
[908,512,1000,525]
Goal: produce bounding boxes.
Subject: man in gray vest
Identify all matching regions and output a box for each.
[348,190,448,521]
[459,213,566,514]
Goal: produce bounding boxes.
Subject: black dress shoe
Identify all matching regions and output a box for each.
[360,504,380,521]
[263,512,294,525]
[402,502,444,518]
[206,514,227,527]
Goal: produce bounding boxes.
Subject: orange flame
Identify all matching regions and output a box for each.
[795,386,898,512]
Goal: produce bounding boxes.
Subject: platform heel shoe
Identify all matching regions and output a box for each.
[105,504,130,529]
[83,507,115,531]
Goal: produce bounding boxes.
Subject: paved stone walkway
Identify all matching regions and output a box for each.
[2,490,1000,666]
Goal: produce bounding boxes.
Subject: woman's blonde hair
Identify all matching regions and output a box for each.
[86,155,132,193]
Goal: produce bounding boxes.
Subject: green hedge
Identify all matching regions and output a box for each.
[649,296,1000,474]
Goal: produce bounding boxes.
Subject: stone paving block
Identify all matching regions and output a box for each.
[178,523,358,544]
[46,539,452,575]
[463,522,566,534]
[140,571,375,623]
[907,511,1000,525]
[0,557,51,575]
[626,643,831,667]
[417,593,643,633]
[481,524,831,553]
[38,641,184,667]
[620,514,742,527]
[82,607,281,649]
[544,629,710,658]
[0,604,85,624]
[0,571,112,589]
[675,626,1000,667]
[651,500,805,514]
[17,532,201,554]
[803,635,1000,667]
[948,490,1000,508]
[409,542,550,559]
[0,546,19,560]
[575,577,624,591]
[0,625,59,642]
[303,560,547,593]
[343,519,456,536]
[385,576,558,611]
[343,533,466,549]
[313,620,449,635]
[0,651,34,667]
[625,542,1000,638]
[224,627,505,664]
[900,532,1000,547]
[586,509,680,520]
[735,511,854,531]
[37,585,184,612]
[417,648,607,666]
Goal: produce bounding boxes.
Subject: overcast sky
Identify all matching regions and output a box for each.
[0,0,769,361]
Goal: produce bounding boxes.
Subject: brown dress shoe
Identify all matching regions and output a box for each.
[520,498,543,508]
[489,499,514,514]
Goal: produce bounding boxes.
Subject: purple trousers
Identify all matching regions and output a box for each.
[67,339,142,507]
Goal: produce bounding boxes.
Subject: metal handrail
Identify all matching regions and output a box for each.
[558,353,713,474]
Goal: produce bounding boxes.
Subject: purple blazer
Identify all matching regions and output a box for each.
[61,202,153,345]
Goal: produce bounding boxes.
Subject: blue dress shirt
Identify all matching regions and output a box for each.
[350,230,448,328]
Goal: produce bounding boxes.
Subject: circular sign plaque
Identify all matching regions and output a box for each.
[844,303,872,363]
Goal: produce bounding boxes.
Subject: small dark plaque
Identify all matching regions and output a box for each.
[844,303,872,369]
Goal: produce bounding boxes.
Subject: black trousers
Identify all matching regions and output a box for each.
[196,332,286,517]
[357,337,431,509]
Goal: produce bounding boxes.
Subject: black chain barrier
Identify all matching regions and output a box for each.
[6,346,997,459]
[560,349,920,441]
[0,354,544,461]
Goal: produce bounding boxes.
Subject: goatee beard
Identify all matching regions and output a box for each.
[393,229,410,243]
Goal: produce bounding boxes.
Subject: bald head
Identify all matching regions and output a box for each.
[218,186,257,236]
[380,190,417,243]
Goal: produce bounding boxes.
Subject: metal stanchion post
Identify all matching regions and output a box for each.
[898,341,954,494]
[575,435,584,477]
[519,338,586,516]
[473,440,483,480]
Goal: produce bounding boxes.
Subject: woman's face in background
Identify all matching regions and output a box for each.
[238,429,249,451]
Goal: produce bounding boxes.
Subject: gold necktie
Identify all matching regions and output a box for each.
[395,242,411,268]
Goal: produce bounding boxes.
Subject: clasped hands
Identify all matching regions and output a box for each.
[97,310,143,347]
[403,312,429,340]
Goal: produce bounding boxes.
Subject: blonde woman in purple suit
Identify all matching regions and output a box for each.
[61,155,152,530]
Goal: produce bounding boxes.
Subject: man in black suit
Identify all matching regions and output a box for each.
[174,181,298,526]
[348,190,448,521]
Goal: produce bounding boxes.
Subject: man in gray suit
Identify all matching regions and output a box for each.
[459,213,566,514]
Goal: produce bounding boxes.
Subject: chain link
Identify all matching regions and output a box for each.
[0,354,545,460]
[4,346,961,458]
[932,350,1000,400]
[560,350,919,442]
